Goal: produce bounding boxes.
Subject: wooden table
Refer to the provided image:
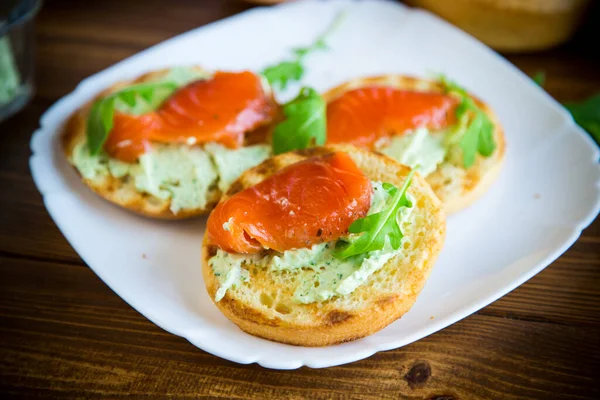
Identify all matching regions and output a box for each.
[1,1,599,398]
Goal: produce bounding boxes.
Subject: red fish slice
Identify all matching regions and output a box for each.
[326,87,459,148]
[104,71,277,162]
[206,152,372,254]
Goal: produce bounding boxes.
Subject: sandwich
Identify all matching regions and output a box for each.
[202,145,445,346]
[63,66,279,218]
[323,75,505,213]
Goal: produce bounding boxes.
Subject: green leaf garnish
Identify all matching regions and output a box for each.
[532,70,546,87]
[272,87,326,155]
[564,94,600,145]
[441,77,496,168]
[262,11,346,90]
[86,81,179,156]
[262,61,305,92]
[334,170,415,260]
[87,97,115,155]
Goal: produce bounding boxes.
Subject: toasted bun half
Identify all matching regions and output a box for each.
[63,67,277,219]
[202,145,446,346]
[322,75,505,214]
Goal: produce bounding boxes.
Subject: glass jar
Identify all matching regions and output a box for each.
[0,0,42,122]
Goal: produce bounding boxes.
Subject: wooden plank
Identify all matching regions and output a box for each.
[35,0,252,43]
[0,174,82,264]
[481,231,600,327]
[0,256,598,399]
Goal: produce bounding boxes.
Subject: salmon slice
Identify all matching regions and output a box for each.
[326,87,459,148]
[104,71,277,162]
[206,152,372,254]
[104,113,159,162]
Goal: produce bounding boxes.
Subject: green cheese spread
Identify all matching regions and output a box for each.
[72,141,271,214]
[204,143,271,192]
[72,141,218,212]
[376,128,447,177]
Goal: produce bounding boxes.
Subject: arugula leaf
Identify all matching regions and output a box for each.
[86,81,179,156]
[293,37,328,59]
[564,94,600,144]
[262,61,305,92]
[261,11,345,90]
[441,77,496,168]
[272,87,326,154]
[86,97,116,156]
[334,171,415,260]
[458,105,481,169]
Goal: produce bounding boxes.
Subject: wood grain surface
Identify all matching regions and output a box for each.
[1,0,599,398]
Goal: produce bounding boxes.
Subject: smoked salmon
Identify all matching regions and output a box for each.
[326,87,458,148]
[206,152,372,254]
[104,71,277,162]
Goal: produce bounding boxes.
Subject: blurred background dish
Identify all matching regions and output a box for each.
[244,0,592,53]
[394,0,591,52]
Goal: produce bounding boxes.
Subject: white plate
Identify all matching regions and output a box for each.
[30,0,600,369]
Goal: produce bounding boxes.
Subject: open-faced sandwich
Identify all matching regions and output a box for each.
[323,75,505,214]
[63,67,279,218]
[202,145,445,346]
